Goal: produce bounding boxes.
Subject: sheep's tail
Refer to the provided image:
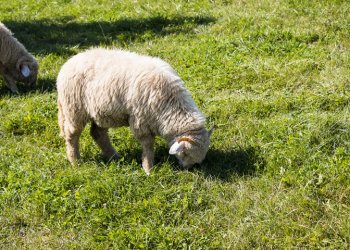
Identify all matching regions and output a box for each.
[57,98,65,138]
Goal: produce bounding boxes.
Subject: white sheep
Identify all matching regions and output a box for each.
[57,48,212,174]
[0,22,38,93]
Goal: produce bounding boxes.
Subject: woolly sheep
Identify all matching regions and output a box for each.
[57,48,212,174]
[0,22,38,93]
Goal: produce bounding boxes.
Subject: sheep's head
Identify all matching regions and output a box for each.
[15,56,38,87]
[169,127,214,168]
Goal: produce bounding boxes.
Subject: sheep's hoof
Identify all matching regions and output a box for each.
[11,89,19,95]
[142,165,152,175]
[8,84,19,94]
[103,153,119,162]
[68,158,81,166]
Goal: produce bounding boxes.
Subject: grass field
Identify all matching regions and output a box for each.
[1,0,350,248]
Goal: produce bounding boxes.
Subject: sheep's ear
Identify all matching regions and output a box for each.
[16,57,32,78]
[20,64,31,77]
[169,136,195,155]
[169,141,186,155]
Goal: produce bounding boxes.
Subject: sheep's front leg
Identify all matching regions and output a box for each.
[90,122,118,160]
[139,136,155,175]
[4,74,19,94]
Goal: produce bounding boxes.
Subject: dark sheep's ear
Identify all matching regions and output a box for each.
[16,57,31,78]
[20,64,31,77]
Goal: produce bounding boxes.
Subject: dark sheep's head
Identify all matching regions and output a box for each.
[15,56,38,87]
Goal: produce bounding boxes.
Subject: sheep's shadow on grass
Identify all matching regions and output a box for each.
[164,145,265,181]
[0,77,56,96]
[198,147,266,181]
[1,16,215,96]
[89,141,265,181]
[156,146,265,180]
[3,15,216,56]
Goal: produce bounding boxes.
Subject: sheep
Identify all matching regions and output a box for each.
[57,48,212,174]
[0,22,38,93]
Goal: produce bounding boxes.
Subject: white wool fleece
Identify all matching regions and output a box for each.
[57,48,210,173]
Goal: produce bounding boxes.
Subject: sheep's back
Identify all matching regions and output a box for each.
[0,23,27,65]
[57,48,181,129]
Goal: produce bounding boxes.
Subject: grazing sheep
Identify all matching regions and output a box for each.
[0,22,38,93]
[57,48,212,174]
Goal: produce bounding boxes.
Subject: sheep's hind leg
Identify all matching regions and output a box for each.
[90,122,118,161]
[65,125,83,164]
[139,136,155,175]
[57,99,65,138]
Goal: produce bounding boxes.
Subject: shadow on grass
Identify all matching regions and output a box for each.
[0,76,56,97]
[1,15,215,95]
[97,143,265,181]
[199,147,266,181]
[3,15,216,56]
[157,145,265,181]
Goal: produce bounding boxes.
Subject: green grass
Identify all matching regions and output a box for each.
[1,0,350,248]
